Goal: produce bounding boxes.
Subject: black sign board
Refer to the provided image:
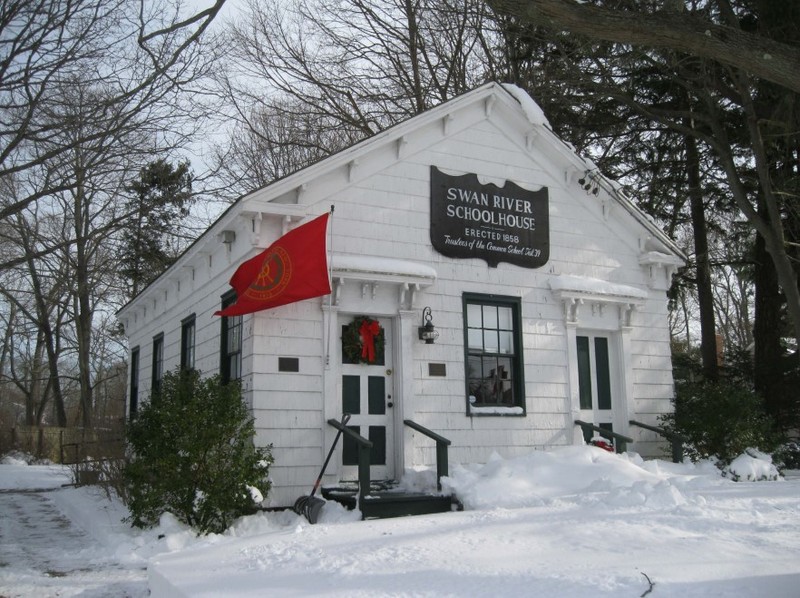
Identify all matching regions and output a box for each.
[429,166,549,268]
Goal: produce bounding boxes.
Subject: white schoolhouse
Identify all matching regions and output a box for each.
[117,82,685,509]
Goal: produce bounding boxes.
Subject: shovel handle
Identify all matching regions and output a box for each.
[309,413,351,497]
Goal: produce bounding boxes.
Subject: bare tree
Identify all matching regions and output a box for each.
[0,1,227,429]
[0,203,72,426]
[0,0,226,226]
[213,0,497,196]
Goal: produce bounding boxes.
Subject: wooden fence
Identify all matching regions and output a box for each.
[4,426,124,464]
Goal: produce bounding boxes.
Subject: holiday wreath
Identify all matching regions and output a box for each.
[342,316,385,364]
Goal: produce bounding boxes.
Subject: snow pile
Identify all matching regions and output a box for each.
[443,446,662,509]
[725,448,781,481]
[2,447,798,598]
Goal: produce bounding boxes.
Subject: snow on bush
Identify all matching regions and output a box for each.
[724,448,781,482]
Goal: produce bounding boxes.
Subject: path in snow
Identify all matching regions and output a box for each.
[0,485,147,598]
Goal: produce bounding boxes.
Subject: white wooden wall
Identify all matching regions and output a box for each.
[122,89,678,508]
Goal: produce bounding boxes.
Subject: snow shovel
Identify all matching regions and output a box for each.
[293,413,351,524]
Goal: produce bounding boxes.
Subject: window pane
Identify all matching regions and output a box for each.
[342,375,360,414]
[369,426,386,465]
[182,322,195,370]
[467,303,482,326]
[497,358,513,404]
[231,354,241,381]
[229,325,241,353]
[342,426,360,465]
[341,325,357,364]
[481,356,497,379]
[467,355,482,380]
[368,376,385,415]
[468,328,483,350]
[483,305,498,328]
[498,306,512,330]
[499,330,513,354]
[483,329,498,353]
[468,356,488,404]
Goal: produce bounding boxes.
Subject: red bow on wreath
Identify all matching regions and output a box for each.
[359,319,381,363]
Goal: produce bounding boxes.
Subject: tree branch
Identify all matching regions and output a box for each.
[489,0,800,94]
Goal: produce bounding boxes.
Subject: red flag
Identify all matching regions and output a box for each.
[215,213,331,317]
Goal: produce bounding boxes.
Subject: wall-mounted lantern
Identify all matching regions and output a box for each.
[418,306,439,344]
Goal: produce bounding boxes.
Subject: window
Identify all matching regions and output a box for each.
[129,346,140,418]
[181,314,196,371]
[151,333,164,396]
[220,292,242,383]
[463,293,524,413]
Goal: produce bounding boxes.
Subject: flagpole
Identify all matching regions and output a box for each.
[325,205,335,367]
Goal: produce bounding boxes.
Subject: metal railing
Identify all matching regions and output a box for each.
[326,418,372,504]
[574,420,633,454]
[325,418,454,501]
[404,419,451,490]
[629,420,688,463]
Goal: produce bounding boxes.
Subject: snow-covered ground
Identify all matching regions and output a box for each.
[1,447,798,597]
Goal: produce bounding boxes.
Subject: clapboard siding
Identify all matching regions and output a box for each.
[119,83,683,507]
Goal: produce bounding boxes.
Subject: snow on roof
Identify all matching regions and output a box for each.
[549,274,649,300]
[501,83,551,128]
[331,255,437,281]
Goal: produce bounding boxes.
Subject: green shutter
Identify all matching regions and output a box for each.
[577,336,592,410]
[595,337,611,410]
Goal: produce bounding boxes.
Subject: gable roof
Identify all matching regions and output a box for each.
[119,82,684,317]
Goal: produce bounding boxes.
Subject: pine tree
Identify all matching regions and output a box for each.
[120,160,193,297]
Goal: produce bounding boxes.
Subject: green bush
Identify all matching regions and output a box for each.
[660,378,780,465]
[124,370,273,534]
[773,442,800,471]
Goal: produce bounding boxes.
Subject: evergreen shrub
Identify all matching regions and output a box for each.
[124,370,273,534]
[773,442,800,471]
[661,377,780,465]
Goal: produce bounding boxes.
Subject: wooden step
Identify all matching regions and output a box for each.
[322,484,462,519]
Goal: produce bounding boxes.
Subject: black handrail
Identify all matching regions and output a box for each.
[629,420,688,463]
[574,420,633,454]
[327,418,372,504]
[404,419,451,490]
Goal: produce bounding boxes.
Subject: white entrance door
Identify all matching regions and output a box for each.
[576,333,617,445]
[340,315,395,481]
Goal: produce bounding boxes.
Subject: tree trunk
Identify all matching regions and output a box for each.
[752,226,785,417]
[19,219,68,427]
[685,133,718,380]
[73,165,94,429]
[403,0,425,114]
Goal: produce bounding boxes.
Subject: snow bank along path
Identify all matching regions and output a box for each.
[150,448,800,598]
[0,458,149,597]
[2,447,798,597]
